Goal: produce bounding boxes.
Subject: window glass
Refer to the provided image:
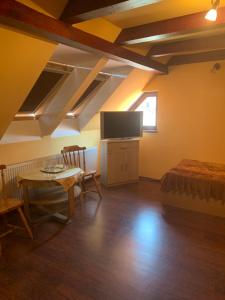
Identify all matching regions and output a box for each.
[133,92,157,131]
[72,79,103,111]
[19,70,64,112]
[135,96,157,127]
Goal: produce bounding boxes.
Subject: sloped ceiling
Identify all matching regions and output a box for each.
[0,0,68,139]
[0,25,56,138]
[18,0,68,18]
[105,0,225,28]
[50,44,133,76]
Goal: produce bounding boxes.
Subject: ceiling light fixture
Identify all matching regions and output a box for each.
[205,0,220,21]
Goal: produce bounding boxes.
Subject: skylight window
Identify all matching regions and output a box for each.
[69,74,108,115]
[17,62,72,117]
[72,79,103,111]
[130,92,158,132]
[19,71,64,113]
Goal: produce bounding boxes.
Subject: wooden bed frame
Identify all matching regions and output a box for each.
[160,159,225,218]
[160,191,225,218]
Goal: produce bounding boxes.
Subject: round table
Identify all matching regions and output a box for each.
[18,167,82,224]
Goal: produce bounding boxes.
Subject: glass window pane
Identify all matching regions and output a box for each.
[19,70,64,112]
[72,79,102,111]
[135,96,157,127]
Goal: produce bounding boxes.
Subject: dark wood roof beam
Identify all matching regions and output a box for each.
[116,6,225,45]
[0,0,167,74]
[149,33,225,57]
[61,0,162,24]
[168,49,225,66]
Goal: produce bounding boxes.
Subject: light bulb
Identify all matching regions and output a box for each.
[205,8,217,21]
[66,112,75,117]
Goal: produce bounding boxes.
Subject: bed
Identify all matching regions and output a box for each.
[161,159,225,203]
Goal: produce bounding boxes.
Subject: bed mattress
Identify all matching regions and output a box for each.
[161,159,225,203]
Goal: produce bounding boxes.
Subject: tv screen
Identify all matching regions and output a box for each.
[101,111,143,139]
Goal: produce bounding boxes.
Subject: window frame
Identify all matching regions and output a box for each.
[15,62,73,120]
[67,73,109,117]
[130,91,158,132]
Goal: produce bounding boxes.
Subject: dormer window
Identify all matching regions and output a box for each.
[130,92,158,132]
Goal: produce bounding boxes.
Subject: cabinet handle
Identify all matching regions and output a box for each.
[120,147,127,150]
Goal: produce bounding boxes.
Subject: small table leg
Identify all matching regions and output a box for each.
[22,185,31,223]
[68,185,75,220]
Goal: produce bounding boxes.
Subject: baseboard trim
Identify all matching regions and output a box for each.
[139,176,160,183]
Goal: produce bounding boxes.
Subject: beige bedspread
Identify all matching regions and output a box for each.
[161,159,225,203]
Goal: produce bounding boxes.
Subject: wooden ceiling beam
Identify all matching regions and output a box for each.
[149,34,225,57]
[0,0,167,73]
[116,6,225,45]
[168,49,225,66]
[61,0,162,24]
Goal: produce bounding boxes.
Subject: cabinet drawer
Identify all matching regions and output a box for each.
[107,141,139,153]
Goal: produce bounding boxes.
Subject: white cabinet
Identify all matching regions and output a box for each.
[100,139,139,186]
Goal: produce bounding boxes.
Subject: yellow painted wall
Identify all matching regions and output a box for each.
[102,68,155,111]
[141,61,225,179]
[0,26,56,138]
[74,18,121,42]
[0,130,99,165]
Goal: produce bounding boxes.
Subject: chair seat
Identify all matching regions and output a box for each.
[0,164,33,240]
[83,170,96,177]
[0,198,23,215]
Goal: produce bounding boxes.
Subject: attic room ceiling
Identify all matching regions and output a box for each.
[105,0,225,28]
[0,0,166,73]
[1,0,225,73]
[50,44,133,76]
[60,0,225,66]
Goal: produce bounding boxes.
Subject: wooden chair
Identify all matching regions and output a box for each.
[0,165,33,240]
[61,145,102,199]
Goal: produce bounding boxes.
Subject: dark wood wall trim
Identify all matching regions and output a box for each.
[0,0,167,73]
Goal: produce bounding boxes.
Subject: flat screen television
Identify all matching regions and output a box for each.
[100,111,143,139]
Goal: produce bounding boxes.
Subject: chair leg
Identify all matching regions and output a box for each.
[93,175,102,199]
[67,186,75,220]
[79,188,84,205]
[2,215,8,232]
[17,207,34,240]
[81,179,86,198]
[22,185,31,222]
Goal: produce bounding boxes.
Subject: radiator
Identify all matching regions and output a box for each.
[3,146,98,199]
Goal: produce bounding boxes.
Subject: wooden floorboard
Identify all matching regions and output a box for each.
[1,180,225,300]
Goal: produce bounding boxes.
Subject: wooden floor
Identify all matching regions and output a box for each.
[1,180,225,300]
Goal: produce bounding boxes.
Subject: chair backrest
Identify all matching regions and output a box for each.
[61,145,87,171]
[0,165,7,199]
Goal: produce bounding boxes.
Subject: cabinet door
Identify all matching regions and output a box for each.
[125,147,139,181]
[108,151,125,184]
